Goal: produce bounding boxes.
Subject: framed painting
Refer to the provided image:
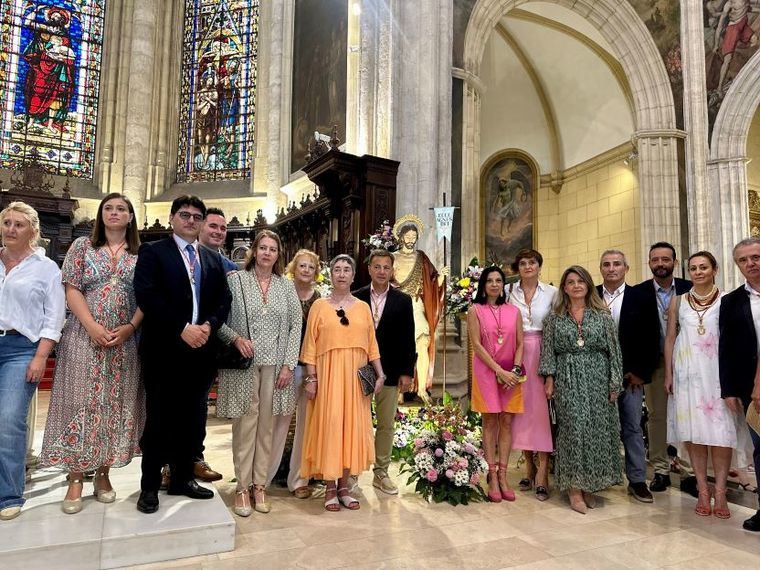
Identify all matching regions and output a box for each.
[480,149,537,274]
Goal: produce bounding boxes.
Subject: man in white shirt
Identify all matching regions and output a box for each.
[353,250,416,494]
[596,250,653,503]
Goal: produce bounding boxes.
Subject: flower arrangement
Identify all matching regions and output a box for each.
[445,257,485,316]
[398,396,488,505]
[314,262,332,297]
[361,219,398,252]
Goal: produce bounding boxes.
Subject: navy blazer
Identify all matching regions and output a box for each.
[134,237,232,361]
[719,285,757,408]
[595,283,654,383]
[631,277,692,378]
[353,285,417,386]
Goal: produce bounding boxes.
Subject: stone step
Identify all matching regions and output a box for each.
[1,459,235,569]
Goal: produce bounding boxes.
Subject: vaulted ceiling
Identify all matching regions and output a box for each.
[479,1,635,173]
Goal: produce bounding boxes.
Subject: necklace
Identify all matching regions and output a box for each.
[686,288,720,335]
[521,282,537,326]
[253,269,272,315]
[105,241,126,285]
[487,303,504,344]
[569,308,585,347]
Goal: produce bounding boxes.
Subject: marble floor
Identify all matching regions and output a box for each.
[14,392,760,570]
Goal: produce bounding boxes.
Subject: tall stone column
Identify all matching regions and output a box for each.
[460,75,483,265]
[681,0,713,254]
[635,130,685,277]
[253,0,288,217]
[389,0,452,261]
[707,157,750,289]
[121,0,159,221]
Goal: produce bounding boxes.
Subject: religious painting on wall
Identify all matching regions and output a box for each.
[176,0,259,183]
[704,0,759,130]
[290,0,347,173]
[0,0,105,179]
[480,151,536,274]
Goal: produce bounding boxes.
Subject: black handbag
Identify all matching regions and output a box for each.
[357,364,376,396]
[217,273,253,370]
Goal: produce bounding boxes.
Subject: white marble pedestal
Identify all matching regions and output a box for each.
[0,458,235,569]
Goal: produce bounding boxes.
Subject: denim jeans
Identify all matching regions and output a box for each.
[618,385,647,485]
[0,334,39,509]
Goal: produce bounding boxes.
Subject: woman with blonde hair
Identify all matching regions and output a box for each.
[0,202,65,521]
[539,265,623,514]
[266,248,321,498]
[40,193,144,514]
[216,230,301,516]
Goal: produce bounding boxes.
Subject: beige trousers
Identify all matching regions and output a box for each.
[266,366,309,491]
[374,385,399,475]
[646,358,693,477]
[231,365,276,489]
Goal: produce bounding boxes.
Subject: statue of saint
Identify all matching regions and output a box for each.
[392,215,447,401]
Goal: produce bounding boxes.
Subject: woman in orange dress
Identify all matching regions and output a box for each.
[300,254,386,511]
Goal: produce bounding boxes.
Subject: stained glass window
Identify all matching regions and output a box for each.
[0,0,105,179]
[177,0,259,183]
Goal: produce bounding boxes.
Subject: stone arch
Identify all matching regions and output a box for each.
[459,0,681,278]
[707,49,760,288]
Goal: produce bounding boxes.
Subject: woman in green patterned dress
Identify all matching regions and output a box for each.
[539,265,623,514]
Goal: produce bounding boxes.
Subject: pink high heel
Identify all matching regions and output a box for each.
[487,464,502,502]
[498,462,516,501]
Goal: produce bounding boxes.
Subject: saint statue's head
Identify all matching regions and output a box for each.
[398,224,419,251]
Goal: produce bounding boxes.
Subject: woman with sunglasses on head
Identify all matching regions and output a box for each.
[468,265,524,502]
[300,254,385,511]
[216,230,301,516]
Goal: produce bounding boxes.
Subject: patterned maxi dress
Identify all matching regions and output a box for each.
[40,237,144,471]
[538,309,623,492]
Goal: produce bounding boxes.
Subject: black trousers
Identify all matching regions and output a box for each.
[139,349,214,492]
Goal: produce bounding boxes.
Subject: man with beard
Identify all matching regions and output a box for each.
[634,242,697,496]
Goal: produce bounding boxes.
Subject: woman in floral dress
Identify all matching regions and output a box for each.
[41,193,144,514]
[664,251,749,519]
[539,265,623,514]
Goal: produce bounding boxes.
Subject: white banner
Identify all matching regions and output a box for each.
[433,207,456,241]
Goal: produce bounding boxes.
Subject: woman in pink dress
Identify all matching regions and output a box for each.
[507,249,557,501]
[468,266,524,502]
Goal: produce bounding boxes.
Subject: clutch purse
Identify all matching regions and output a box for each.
[748,404,760,436]
[216,272,253,371]
[357,364,376,396]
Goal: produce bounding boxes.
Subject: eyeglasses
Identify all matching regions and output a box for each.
[177,211,204,222]
[336,308,349,326]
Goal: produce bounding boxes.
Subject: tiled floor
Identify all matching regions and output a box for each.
[19,392,760,569]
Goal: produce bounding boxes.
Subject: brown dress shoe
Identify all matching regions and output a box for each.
[160,465,170,491]
[194,461,223,482]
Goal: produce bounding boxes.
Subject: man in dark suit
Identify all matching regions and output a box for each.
[634,241,696,495]
[354,249,416,495]
[597,250,653,503]
[133,195,232,513]
[719,237,760,532]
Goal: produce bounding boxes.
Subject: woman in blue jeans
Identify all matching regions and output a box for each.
[0,202,65,521]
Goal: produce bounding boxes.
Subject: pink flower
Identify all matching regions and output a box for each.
[434,448,444,457]
[426,469,438,482]
[414,438,424,448]
[459,458,469,468]
[442,431,453,441]
[464,443,475,454]
[694,332,718,359]
[470,473,480,485]
[445,469,455,479]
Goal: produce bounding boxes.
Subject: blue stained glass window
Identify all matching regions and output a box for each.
[0,0,105,179]
[177,0,259,183]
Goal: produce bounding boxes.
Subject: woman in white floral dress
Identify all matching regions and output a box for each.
[665,251,748,520]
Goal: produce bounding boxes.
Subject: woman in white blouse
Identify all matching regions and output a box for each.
[507,249,557,500]
[0,202,65,521]
[216,230,301,517]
